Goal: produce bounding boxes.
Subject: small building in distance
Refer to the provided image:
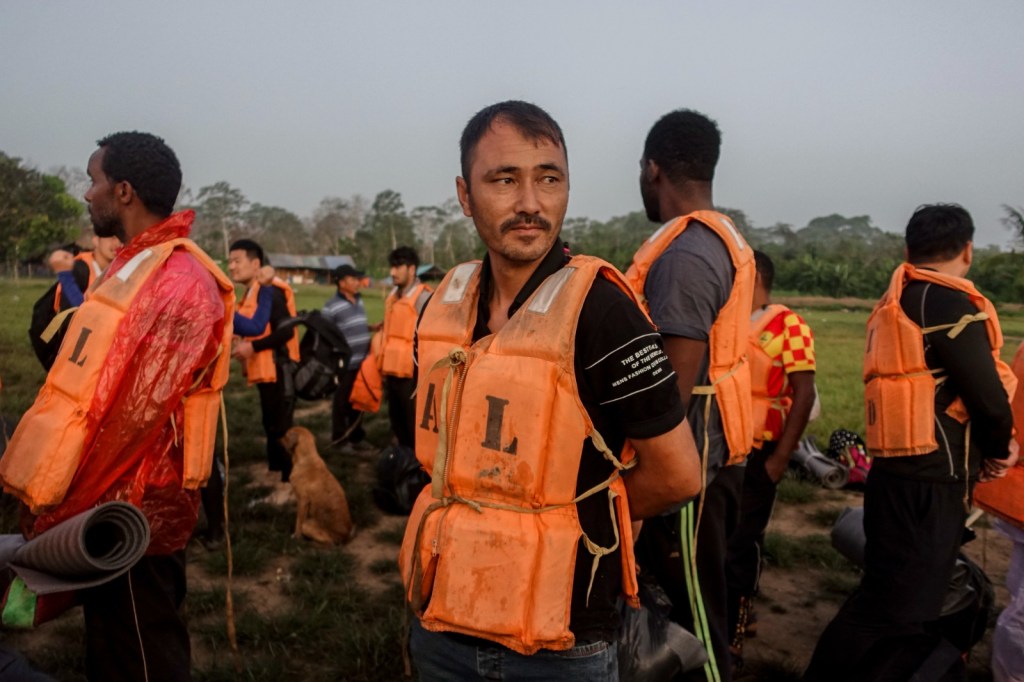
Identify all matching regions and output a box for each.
[417,264,445,282]
[267,254,356,284]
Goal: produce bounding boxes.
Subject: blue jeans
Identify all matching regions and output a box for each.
[410,618,618,681]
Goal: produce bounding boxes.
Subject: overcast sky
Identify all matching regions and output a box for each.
[2,1,1022,246]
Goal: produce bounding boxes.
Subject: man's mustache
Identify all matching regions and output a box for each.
[500,214,552,234]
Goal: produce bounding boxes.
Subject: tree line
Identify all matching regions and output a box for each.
[2,150,1023,302]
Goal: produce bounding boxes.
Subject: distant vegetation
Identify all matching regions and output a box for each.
[2,151,1023,302]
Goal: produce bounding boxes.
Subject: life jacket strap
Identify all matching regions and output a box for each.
[40,307,77,344]
[430,348,468,500]
[921,311,988,340]
[692,356,747,396]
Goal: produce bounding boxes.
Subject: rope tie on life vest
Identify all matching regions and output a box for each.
[689,357,746,564]
[963,421,972,513]
[921,312,988,340]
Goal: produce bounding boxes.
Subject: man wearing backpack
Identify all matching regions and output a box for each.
[29,235,121,370]
[806,204,1018,681]
[724,250,816,669]
[380,246,431,448]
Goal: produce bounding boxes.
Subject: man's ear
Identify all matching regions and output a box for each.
[643,158,661,184]
[455,176,472,218]
[115,180,134,206]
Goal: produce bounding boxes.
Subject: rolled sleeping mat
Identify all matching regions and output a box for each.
[792,439,850,489]
[0,501,149,595]
[831,506,866,568]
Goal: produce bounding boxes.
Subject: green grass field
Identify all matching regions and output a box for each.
[0,278,1020,680]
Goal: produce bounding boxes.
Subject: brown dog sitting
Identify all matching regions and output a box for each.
[280,427,355,544]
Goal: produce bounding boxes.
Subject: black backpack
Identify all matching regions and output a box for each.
[29,282,65,371]
[279,311,353,401]
[29,263,90,371]
[373,445,431,515]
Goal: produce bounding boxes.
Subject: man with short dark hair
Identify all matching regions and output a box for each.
[381,246,431,447]
[725,250,816,668]
[402,100,702,681]
[0,131,234,681]
[626,108,755,682]
[228,239,300,481]
[323,263,372,448]
[806,203,1019,681]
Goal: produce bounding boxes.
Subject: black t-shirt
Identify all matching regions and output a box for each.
[468,242,686,642]
[875,278,1014,482]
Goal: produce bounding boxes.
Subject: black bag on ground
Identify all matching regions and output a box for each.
[372,445,430,515]
[937,552,994,652]
[282,311,352,401]
[618,574,708,681]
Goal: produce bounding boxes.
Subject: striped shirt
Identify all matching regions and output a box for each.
[322,292,370,369]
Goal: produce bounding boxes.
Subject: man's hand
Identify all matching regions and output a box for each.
[48,249,74,273]
[257,266,276,286]
[979,439,1020,482]
[232,340,256,360]
[764,450,791,484]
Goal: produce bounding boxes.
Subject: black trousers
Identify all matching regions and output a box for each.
[332,367,365,444]
[385,375,417,448]
[725,444,778,639]
[257,371,295,481]
[82,552,190,682]
[804,467,968,682]
[634,464,745,682]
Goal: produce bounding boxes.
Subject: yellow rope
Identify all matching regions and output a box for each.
[220,394,241,673]
[921,312,988,340]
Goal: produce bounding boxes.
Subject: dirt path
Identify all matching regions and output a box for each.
[741,491,1013,676]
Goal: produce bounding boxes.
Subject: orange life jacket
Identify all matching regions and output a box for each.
[239,278,300,385]
[0,239,235,512]
[52,252,103,313]
[349,332,384,413]
[381,281,431,378]
[864,264,1018,458]
[624,210,755,464]
[399,256,641,655]
[749,304,792,449]
[972,341,1024,527]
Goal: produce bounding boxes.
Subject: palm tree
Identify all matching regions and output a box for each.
[1002,204,1024,247]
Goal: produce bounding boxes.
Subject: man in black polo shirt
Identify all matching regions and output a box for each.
[402,100,702,681]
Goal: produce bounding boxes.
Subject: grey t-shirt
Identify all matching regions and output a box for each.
[644,221,735,477]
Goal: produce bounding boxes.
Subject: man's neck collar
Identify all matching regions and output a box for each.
[479,240,567,321]
[658,184,714,222]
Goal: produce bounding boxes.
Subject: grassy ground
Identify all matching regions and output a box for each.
[0,280,1020,680]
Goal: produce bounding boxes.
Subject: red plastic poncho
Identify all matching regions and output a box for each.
[24,211,226,555]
